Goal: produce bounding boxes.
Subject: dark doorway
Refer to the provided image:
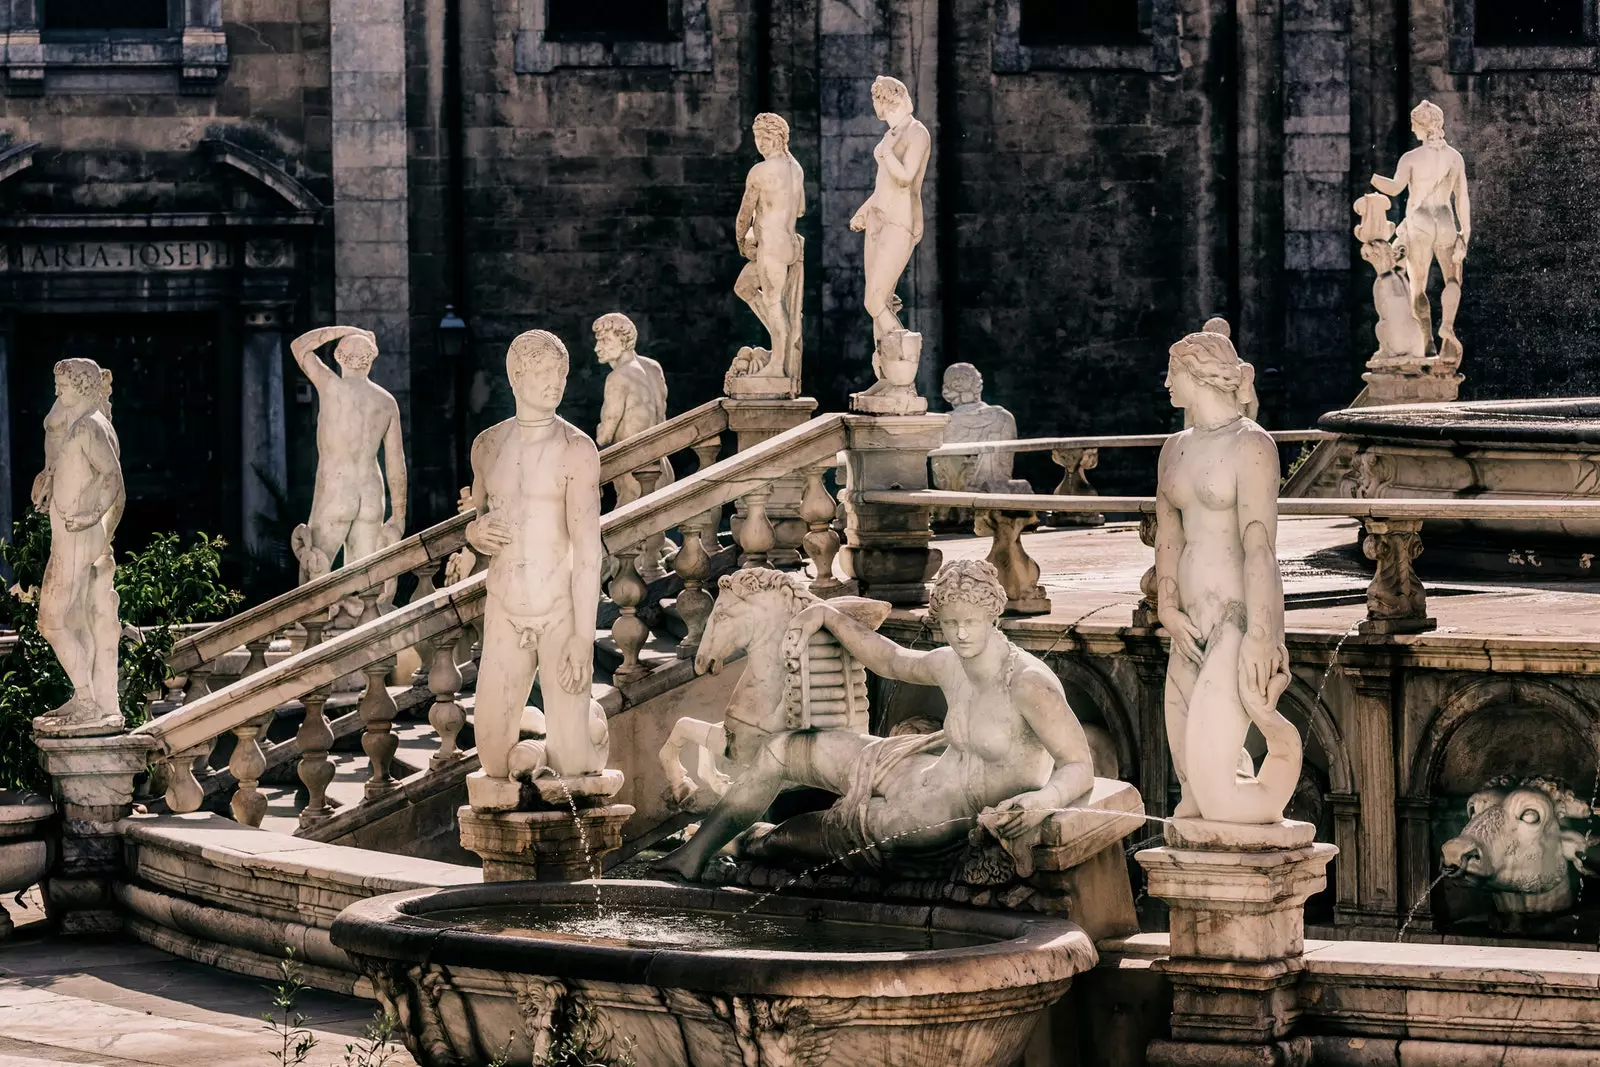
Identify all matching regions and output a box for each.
[11,313,227,555]
[1475,0,1587,42]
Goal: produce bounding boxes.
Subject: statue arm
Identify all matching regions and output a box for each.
[1014,670,1095,808]
[1454,155,1472,246]
[735,181,758,257]
[1370,154,1409,198]
[63,421,124,530]
[289,326,351,389]
[1236,431,1287,697]
[596,373,624,449]
[877,125,930,186]
[791,602,943,687]
[565,438,603,647]
[463,429,510,555]
[382,399,407,534]
[1154,441,1203,663]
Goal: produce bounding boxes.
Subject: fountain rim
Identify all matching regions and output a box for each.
[330,878,1097,999]
[1319,397,1600,448]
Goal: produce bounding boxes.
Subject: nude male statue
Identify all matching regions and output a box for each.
[1371,99,1471,365]
[731,112,806,390]
[851,75,930,359]
[656,560,1094,880]
[32,358,125,731]
[289,326,407,583]
[465,330,605,808]
[595,312,674,580]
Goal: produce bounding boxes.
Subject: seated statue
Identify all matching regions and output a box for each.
[654,559,1095,879]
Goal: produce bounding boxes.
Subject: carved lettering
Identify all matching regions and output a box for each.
[13,239,234,273]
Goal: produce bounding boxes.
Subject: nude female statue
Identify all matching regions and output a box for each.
[851,75,930,356]
[33,358,125,730]
[654,559,1095,879]
[1155,331,1302,825]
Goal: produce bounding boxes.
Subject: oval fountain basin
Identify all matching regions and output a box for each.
[331,879,1097,1067]
[1320,398,1600,573]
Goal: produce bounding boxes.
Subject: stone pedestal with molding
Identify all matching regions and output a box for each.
[724,397,818,567]
[459,803,634,883]
[1137,818,1337,1065]
[839,413,949,605]
[34,731,153,934]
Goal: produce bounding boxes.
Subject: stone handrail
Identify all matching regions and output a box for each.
[860,489,1600,634]
[926,429,1331,457]
[165,398,732,687]
[134,407,845,827]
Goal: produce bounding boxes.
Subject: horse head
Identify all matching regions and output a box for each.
[695,567,820,676]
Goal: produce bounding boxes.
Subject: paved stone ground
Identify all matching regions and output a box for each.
[0,889,389,1067]
[934,518,1600,644]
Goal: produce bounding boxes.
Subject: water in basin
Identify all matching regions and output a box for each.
[423,903,1001,953]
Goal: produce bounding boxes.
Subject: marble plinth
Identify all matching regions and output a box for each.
[458,803,634,883]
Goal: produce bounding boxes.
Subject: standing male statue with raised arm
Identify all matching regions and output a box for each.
[33,358,125,733]
[851,75,930,362]
[1371,99,1471,366]
[464,330,609,812]
[288,326,407,583]
[726,112,806,398]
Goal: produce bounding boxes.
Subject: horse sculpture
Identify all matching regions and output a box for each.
[659,569,889,812]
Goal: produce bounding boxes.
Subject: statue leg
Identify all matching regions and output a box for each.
[1407,244,1439,356]
[1165,657,1199,818]
[536,613,603,777]
[38,537,97,713]
[1183,622,1257,823]
[735,260,780,355]
[863,227,916,344]
[1438,241,1463,353]
[474,602,538,779]
[654,740,793,879]
[87,554,121,717]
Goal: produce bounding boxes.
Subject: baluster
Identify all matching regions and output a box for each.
[357,587,384,626]
[800,464,846,597]
[1048,447,1104,528]
[427,629,467,768]
[408,560,440,685]
[1133,513,1159,629]
[737,485,775,569]
[633,465,668,583]
[976,508,1051,615]
[183,663,213,703]
[229,715,271,826]
[160,743,211,814]
[610,546,650,685]
[295,619,336,828]
[692,437,723,556]
[1359,517,1435,634]
[242,635,271,677]
[359,654,401,798]
[674,510,717,657]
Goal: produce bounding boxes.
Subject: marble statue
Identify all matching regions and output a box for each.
[1354,194,1428,369]
[658,569,890,812]
[849,328,928,414]
[931,363,1031,498]
[463,330,608,812]
[32,358,125,733]
[726,113,806,399]
[594,313,673,578]
[656,560,1095,880]
[1371,99,1471,367]
[1155,330,1302,826]
[1442,775,1598,919]
[852,75,930,352]
[289,326,407,584]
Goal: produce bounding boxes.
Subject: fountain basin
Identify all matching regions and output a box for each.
[331,879,1096,1067]
[0,791,53,939]
[1319,398,1600,575]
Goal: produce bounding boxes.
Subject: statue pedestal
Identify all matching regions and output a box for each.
[725,397,818,567]
[1136,819,1336,1062]
[1362,367,1462,405]
[459,803,634,883]
[34,732,153,934]
[839,414,950,605]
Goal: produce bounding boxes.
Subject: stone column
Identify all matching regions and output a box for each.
[34,732,153,934]
[1342,664,1399,928]
[0,327,11,542]
[1131,648,1171,820]
[240,308,289,557]
[724,397,817,566]
[838,413,948,606]
[1138,822,1336,1063]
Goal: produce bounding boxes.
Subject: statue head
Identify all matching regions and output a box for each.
[506,329,569,418]
[1203,316,1231,338]
[1359,236,1400,274]
[1411,99,1446,145]
[1166,330,1258,420]
[870,75,913,123]
[592,312,638,367]
[942,362,984,407]
[333,330,379,377]
[929,559,1007,658]
[752,112,790,159]
[52,358,109,412]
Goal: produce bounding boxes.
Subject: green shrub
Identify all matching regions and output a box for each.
[0,510,242,793]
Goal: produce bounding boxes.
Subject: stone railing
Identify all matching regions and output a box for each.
[858,488,1600,633]
[927,429,1331,515]
[130,410,851,831]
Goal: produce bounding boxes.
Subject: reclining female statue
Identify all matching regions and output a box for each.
[654,559,1096,879]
